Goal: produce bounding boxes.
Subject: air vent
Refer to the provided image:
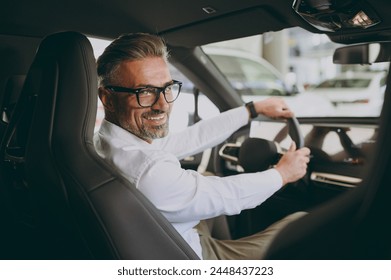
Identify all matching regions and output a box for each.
[311,172,362,188]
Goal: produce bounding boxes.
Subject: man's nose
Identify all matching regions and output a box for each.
[151,91,169,110]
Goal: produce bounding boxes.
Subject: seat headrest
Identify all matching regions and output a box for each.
[29,31,98,143]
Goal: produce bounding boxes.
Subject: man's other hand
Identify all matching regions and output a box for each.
[275,142,311,185]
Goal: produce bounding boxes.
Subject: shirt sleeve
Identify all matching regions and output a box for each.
[154,106,249,160]
[137,151,282,223]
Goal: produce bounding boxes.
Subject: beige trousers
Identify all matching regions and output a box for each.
[197,211,307,260]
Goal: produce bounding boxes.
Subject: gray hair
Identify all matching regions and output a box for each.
[97,33,169,87]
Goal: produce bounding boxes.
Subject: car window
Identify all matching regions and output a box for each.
[208,54,286,96]
[88,37,219,133]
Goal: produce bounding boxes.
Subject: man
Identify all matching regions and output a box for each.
[94,33,310,259]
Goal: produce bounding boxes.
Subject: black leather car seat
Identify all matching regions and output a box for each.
[1,31,199,259]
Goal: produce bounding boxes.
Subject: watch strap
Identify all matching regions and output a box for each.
[245,101,258,119]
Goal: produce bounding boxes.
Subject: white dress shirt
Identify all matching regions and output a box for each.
[94,106,283,258]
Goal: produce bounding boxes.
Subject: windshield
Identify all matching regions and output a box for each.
[202,27,389,118]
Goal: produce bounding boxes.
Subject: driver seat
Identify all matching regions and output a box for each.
[1,31,199,259]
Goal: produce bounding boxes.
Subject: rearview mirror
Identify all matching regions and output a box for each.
[333,42,391,64]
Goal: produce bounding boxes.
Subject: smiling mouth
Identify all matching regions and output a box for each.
[146,115,164,121]
[144,113,167,125]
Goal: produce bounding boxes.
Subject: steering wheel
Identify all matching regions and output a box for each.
[217,116,304,173]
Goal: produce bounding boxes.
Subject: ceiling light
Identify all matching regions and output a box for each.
[349,11,377,28]
[293,0,381,32]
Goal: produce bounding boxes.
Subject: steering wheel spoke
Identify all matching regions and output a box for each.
[217,117,304,173]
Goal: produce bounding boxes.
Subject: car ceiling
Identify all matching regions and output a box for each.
[1,0,391,47]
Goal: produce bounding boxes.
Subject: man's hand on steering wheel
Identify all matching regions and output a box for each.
[251,97,311,186]
[237,97,310,184]
[252,97,294,119]
[275,142,311,186]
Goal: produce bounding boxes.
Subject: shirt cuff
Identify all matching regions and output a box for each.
[268,168,284,188]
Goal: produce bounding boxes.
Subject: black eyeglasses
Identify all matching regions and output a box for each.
[105,80,182,108]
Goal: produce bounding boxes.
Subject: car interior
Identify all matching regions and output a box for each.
[1,0,391,259]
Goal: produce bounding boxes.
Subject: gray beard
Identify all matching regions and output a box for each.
[139,122,169,140]
[120,116,170,142]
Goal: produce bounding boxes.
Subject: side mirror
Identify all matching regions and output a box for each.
[333,42,391,64]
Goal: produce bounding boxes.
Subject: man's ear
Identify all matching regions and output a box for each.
[99,87,115,112]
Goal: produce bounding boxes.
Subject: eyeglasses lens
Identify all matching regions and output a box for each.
[138,83,181,107]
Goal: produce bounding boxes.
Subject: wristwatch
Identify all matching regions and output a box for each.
[245,101,258,119]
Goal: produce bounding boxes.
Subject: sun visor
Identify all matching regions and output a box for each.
[161,7,288,48]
